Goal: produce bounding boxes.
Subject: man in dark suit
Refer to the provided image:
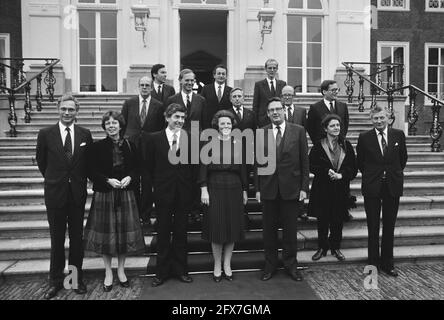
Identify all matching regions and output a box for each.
[307,80,349,143]
[121,76,165,224]
[230,87,256,131]
[357,105,408,277]
[36,94,93,299]
[201,65,233,129]
[151,64,176,108]
[167,69,207,131]
[145,103,195,287]
[253,59,287,128]
[281,85,307,128]
[256,97,310,282]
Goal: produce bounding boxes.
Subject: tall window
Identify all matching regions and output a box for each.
[426,44,444,100]
[378,0,410,11]
[0,33,10,88]
[377,42,409,89]
[78,0,117,92]
[287,0,323,93]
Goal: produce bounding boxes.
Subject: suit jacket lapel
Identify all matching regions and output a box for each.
[71,125,83,165]
[262,79,271,96]
[52,124,66,163]
[370,129,384,159]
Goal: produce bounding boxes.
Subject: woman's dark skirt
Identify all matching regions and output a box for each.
[84,190,146,256]
[202,171,245,244]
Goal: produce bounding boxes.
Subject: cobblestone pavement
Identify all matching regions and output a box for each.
[1,262,443,300]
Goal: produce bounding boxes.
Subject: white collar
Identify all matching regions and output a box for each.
[233,105,243,111]
[165,127,181,138]
[139,95,151,103]
[324,99,334,107]
[59,122,74,133]
[272,121,286,131]
[375,127,388,137]
[214,82,225,90]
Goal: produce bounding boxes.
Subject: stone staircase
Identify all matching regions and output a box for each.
[0,94,443,278]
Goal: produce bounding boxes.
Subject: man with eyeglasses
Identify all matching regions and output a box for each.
[280,85,307,128]
[121,76,165,226]
[36,94,93,299]
[307,80,349,143]
[255,97,309,282]
[253,59,287,128]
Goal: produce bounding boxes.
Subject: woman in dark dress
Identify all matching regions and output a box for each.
[84,111,145,291]
[308,114,357,261]
[200,110,248,282]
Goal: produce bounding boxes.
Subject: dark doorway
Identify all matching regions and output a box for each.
[180,10,227,93]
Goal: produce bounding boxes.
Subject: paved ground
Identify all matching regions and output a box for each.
[1,262,443,300]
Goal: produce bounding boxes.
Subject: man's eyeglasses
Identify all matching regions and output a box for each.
[140,84,151,87]
[328,88,340,93]
[60,107,77,113]
[268,107,284,113]
[267,67,278,70]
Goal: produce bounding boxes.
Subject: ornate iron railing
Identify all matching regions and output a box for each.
[0,58,60,137]
[343,62,443,152]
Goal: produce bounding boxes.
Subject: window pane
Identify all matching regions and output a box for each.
[101,40,117,65]
[287,15,302,42]
[101,67,117,92]
[80,66,96,92]
[100,0,116,3]
[288,0,303,8]
[288,68,302,89]
[0,39,5,58]
[429,48,439,65]
[428,67,438,83]
[307,17,322,42]
[307,0,322,9]
[441,48,444,65]
[428,83,437,95]
[307,43,321,68]
[79,11,96,39]
[288,43,302,68]
[101,12,117,38]
[307,68,322,91]
[206,0,227,4]
[80,39,96,65]
[79,0,94,3]
[381,46,392,64]
[393,47,404,64]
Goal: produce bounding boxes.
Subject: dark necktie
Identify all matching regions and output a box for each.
[379,131,387,156]
[186,94,191,109]
[276,125,282,147]
[64,127,73,160]
[158,85,163,100]
[140,99,147,126]
[172,132,178,151]
[330,101,336,114]
[287,106,293,122]
[235,107,242,120]
[217,85,222,102]
[270,81,276,97]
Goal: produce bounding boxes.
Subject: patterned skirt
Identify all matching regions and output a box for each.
[84,190,146,255]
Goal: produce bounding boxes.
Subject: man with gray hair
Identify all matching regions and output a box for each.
[357,105,407,277]
[280,85,307,128]
[36,94,93,299]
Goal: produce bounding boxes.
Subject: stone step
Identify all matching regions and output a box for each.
[2,244,443,277]
[350,182,444,197]
[0,194,443,222]
[1,209,443,240]
[0,225,443,261]
[1,171,443,191]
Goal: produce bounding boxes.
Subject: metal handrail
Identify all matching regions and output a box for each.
[342,62,388,94]
[14,59,60,92]
[388,84,444,106]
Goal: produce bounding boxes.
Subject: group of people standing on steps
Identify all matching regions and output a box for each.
[36,59,407,299]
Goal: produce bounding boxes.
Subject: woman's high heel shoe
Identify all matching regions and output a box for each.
[103,283,113,292]
[312,248,328,261]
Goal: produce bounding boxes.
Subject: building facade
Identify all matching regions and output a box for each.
[16,0,371,95]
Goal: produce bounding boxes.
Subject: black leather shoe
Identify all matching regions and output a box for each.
[43,284,63,300]
[288,269,303,282]
[260,272,273,281]
[312,248,328,261]
[74,281,87,295]
[103,283,113,292]
[213,274,222,283]
[331,249,346,261]
[151,277,164,287]
[381,267,399,277]
[119,279,130,288]
[223,272,233,281]
[178,275,193,283]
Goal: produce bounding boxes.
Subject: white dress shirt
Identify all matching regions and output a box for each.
[268,78,277,92]
[324,99,335,112]
[272,121,286,140]
[181,91,193,107]
[166,127,181,149]
[215,82,225,97]
[139,95,151,114]
[233,105,244,119]
[375,127,389,155]
[59,122,74,154]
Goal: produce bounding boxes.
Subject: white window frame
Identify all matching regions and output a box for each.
[377,41,410,88]
[76,0,119,94]
[286,0,325,94]
[377,0,410,11]
[0,33,11,89]
[425,0,444,12]
[425,43,444,103]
